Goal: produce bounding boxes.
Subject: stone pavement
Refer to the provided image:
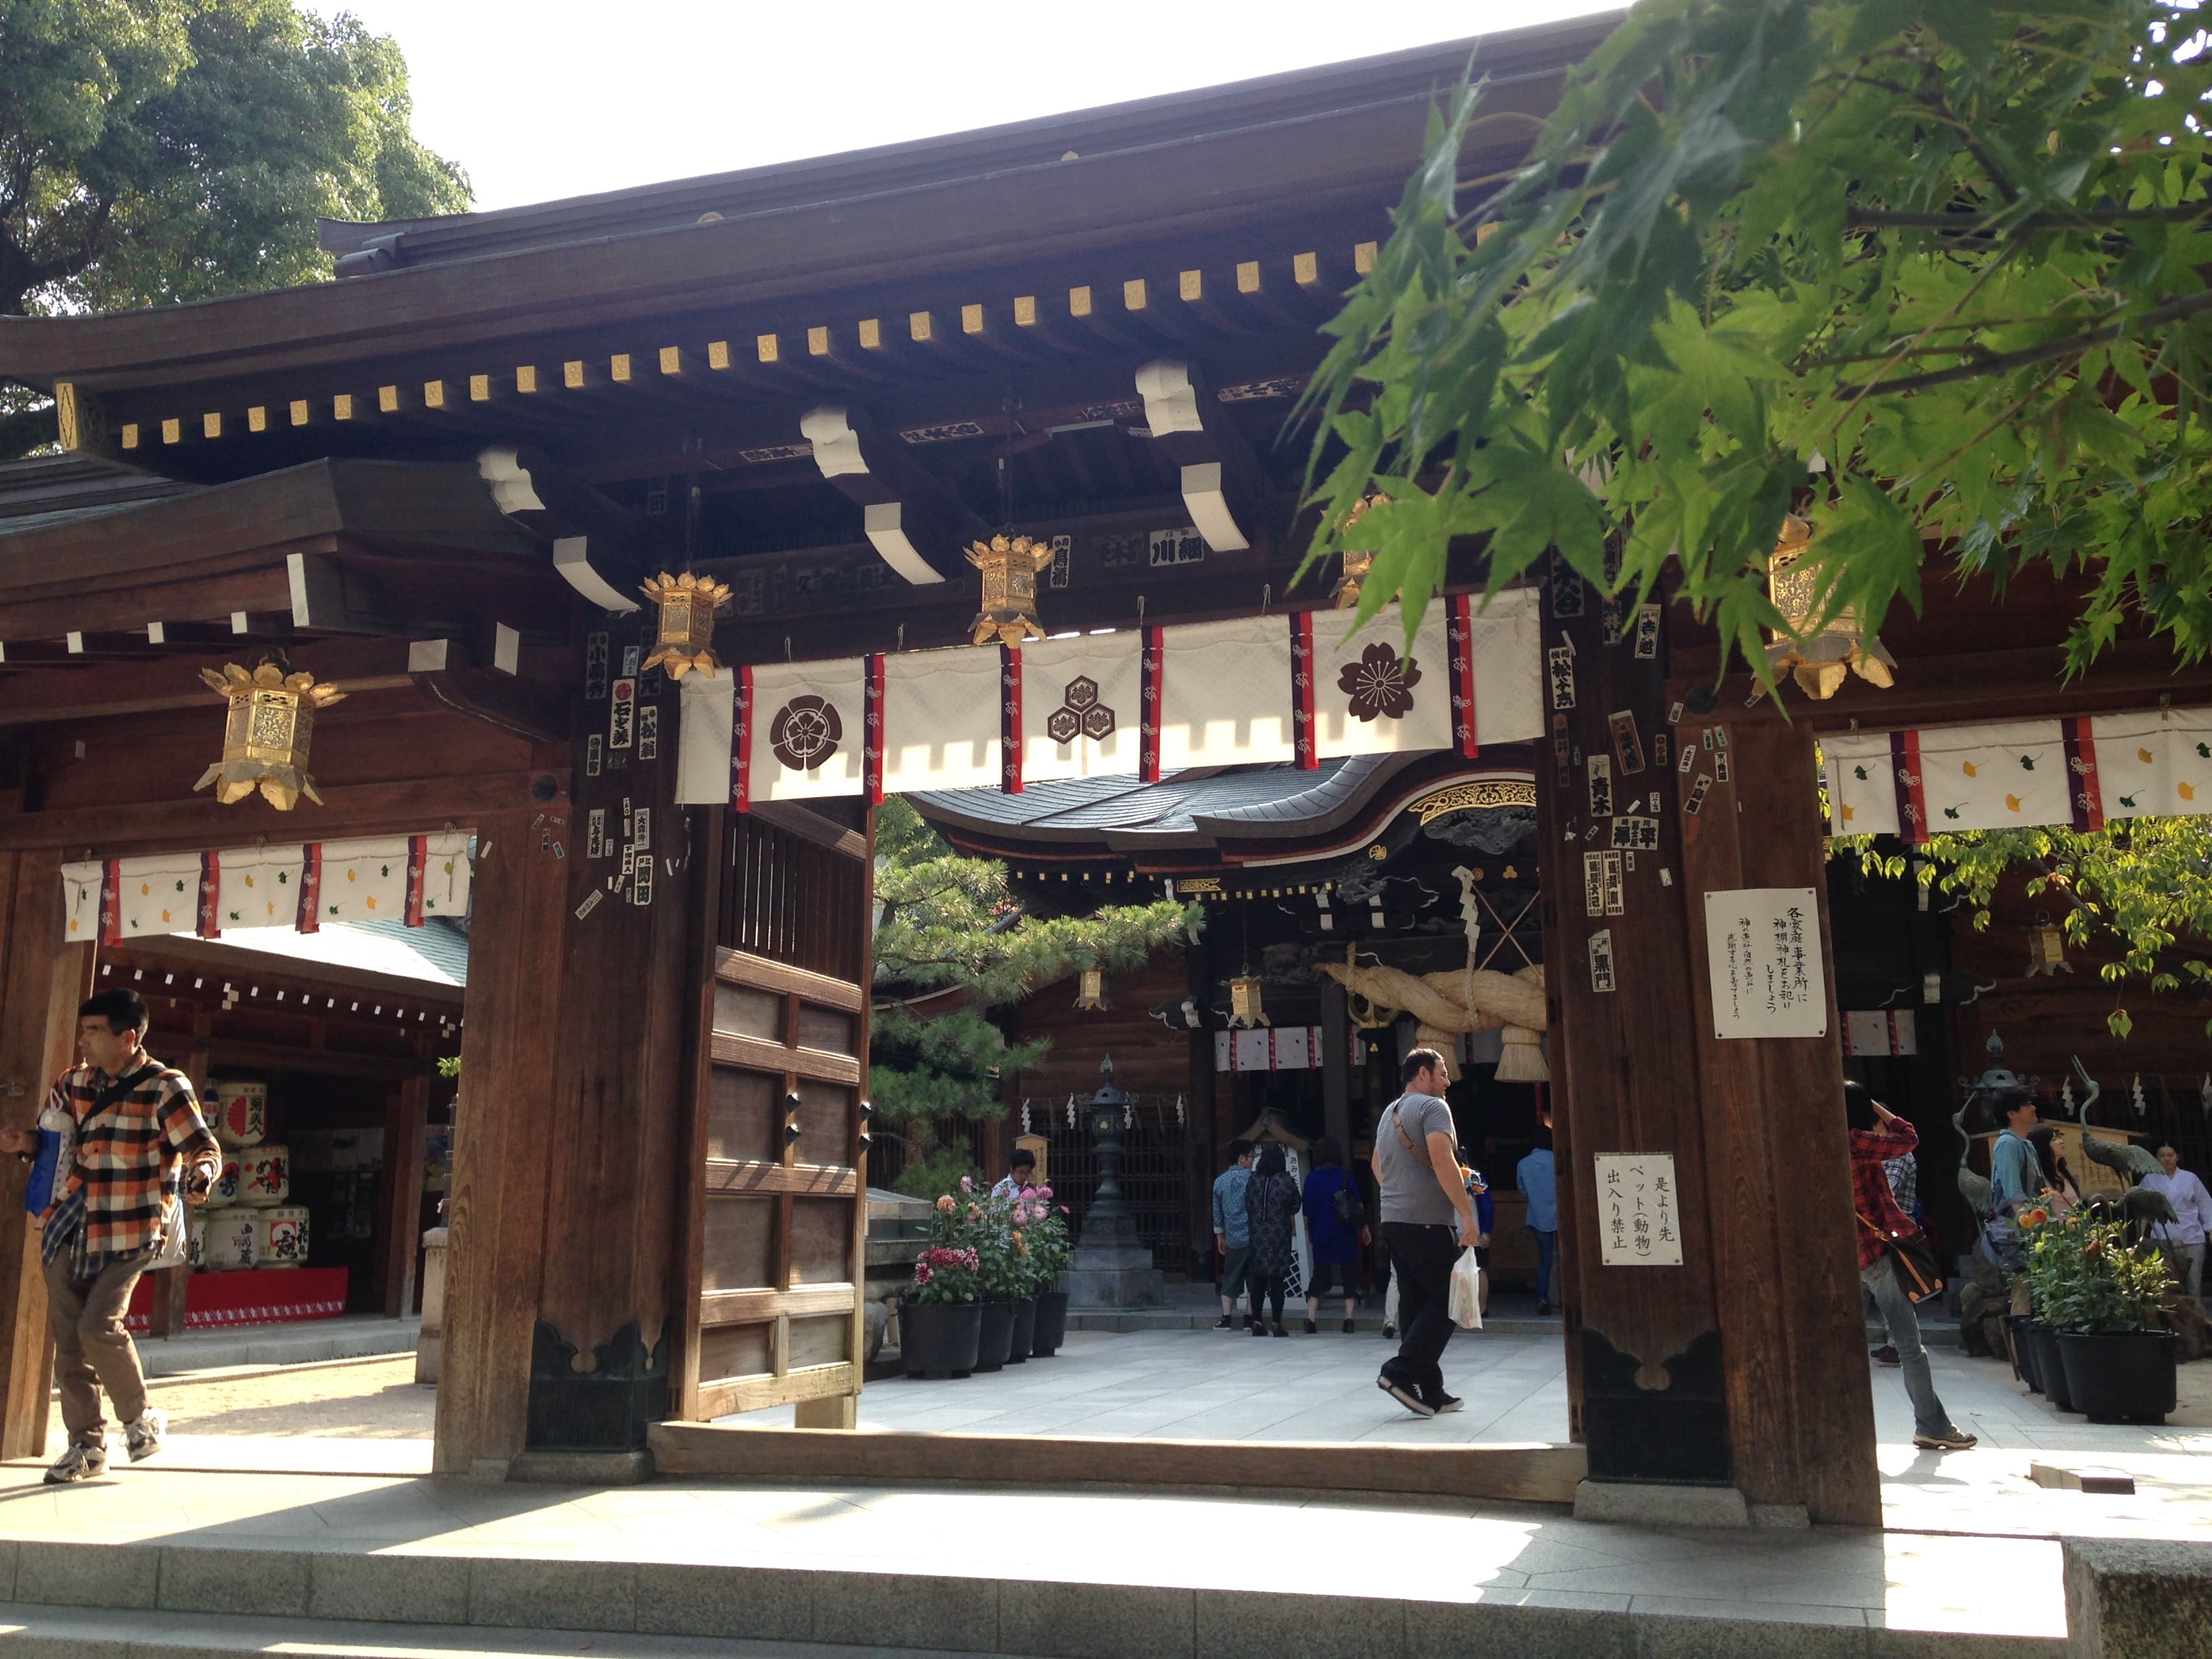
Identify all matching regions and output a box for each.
[0,1460,2070,1656]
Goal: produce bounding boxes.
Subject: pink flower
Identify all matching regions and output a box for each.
[935,1195,955,1212]
[960,1175,975,1193]
[914,1262,934,1284]
[1036,1185,1053,1200]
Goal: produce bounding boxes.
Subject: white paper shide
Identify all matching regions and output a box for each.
[1595,1152,1683,1267]
[1703,886,1827,1039]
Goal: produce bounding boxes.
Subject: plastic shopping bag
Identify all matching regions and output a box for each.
[23,1102,71,1218]
[1448,1246,1484,1330]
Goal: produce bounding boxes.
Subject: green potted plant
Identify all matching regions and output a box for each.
[2038,1210,2179,1424]
[1024,1186,1072,1357]
[975,1180,1027,1372]
[901,1188,984,1379]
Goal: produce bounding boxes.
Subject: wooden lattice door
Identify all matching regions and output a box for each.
[676,800,872,1424]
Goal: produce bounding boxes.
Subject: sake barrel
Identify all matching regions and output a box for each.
[186,1212,209,1271]
[205,1079,268,1149]
[238,1145,289,1207]
[203,1210,258,1270]
[253,1206,310,1269]
[207,1154,243,1208]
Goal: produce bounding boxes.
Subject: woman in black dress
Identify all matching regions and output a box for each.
[1244,1143,1303,1338]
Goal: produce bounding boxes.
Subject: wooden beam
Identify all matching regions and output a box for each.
[0,636,417,727]
[796,405,986,585]
[380,1072,431,1317]
[0,769,565,854]
[1131,359,1265,553]
[406,637,569,744]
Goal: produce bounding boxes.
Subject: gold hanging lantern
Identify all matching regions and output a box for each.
[640,571,733,680]
[966,533,1056,647]
[2026,914,2072,977]
[1334,491,1387,609]
[1074,968,1109,1011]
[193,657,346,811]
[1227,972,1271,1029]
[1765,515,1896,699]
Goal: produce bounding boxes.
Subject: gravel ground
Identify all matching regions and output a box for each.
[150,1355,434,1439]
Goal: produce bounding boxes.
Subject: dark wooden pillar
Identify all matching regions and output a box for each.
[0,849,96,1460]
[1319,979,1351,1159]
[1536,590,1728,1492]
[1675,719,1880,1524]
[380,1071,430,1318]
[434,806,565,1476]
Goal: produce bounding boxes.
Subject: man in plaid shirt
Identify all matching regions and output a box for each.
[1846,1082,1973,1452]
[0,988,219,1483]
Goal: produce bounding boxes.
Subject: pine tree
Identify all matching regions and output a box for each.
[869,798,1195,1193]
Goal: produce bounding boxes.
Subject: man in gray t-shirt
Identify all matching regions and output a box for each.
[1371,1047,1479,1418]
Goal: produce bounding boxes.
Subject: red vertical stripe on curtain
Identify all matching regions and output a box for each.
[1141,626,1164,783]
[1450,592,1479,758]
[731,663,754,813]
[1290,611,1317,769]
[863,654,886,805]
[1000,644,1023,794]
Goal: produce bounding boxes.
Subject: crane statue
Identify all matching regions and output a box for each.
[2074,1057,2165,1183]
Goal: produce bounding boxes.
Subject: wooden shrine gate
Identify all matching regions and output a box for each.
[674,802,874,1429]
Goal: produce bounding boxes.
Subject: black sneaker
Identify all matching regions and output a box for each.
[1213,1315,1233,1330]
[1378,1374,1436,1418]
[1870,1345,1902,1369]
[1423,1389,1464,1414]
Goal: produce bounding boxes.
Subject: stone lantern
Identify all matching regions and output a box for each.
[1061,1055,1164,1308]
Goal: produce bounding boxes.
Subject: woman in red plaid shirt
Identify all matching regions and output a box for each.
[1847,1082,1974,1452]
[1,988,219,1483]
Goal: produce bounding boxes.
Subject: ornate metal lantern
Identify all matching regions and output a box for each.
[1073,969,1109,1010]
[193,657,346,811]
[640,571,733,680]
[1765,515,1896,699]
[965,533,1056,647]
[1226,971,1270,1029]
[2026,914,2072,977]
[1086,1054,1132,1215]
[1334,492,1387,609]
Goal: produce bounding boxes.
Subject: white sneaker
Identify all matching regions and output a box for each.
[44,1442,106,1484]
[124,1407,166,1463]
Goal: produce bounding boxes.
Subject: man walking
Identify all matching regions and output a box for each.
[2144,1143,2212,1302]
[1847,1082,1975,1452]
[1515,1130,1558,1316]
[0,989,220,1483]
[1211,1139,1255,1330]
[1372,1048,1479,1418]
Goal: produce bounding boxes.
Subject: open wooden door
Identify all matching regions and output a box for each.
[675,800,872,1427]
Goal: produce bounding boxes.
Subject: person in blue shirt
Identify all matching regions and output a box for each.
[1300,1136,1364,1332]
[1515,1131,1559,1315]
[1986,1089,2046,1216]
[1210,1140,1255,1330]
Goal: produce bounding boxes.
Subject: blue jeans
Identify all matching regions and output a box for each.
[1862,1253,1955,1438]
[1528,1227,1558,1305]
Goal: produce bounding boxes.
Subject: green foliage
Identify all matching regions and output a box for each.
[0,0,470,454]
[1020,1187,1071,1292]
[2023,1207,2173,1332]
[1839,814,2212,1037]
[887,1144,983,1202]
[434,1055,460,1080]
[910,1190,985,1305]
[869,797,1197,1126]
[1302,1,2212,675]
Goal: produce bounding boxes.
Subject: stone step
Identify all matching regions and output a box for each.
[0,1602,979,1658]
[0,1535,2064,1659]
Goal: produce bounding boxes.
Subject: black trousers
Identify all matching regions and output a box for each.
[1380,1221,1460,1395]
[1246,1264,1287,1323]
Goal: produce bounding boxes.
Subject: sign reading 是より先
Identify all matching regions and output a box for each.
[1703,886,1826,1040]
[1595,1153,1682,1266]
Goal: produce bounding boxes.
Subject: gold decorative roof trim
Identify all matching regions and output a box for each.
[1409,779,1538,825]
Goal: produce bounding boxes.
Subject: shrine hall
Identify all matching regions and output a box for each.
[5,11,2212,1528]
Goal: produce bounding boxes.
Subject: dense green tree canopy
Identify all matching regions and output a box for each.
[0,0,468,453]
[1305,0,2211,676]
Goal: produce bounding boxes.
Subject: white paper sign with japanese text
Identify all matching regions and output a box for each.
[1703,886,1828,1040]
[1595,1152,1684,1267]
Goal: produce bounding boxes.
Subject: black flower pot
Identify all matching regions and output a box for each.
[2026,1323,2074,1412]
[901,1299,982,1380]
[2006,1314,2042,1393]
[1031,1289,1070,1357]
[1006,1297,1037,1364]
[976,1300,1017,1372]
[2055,1329,2179,1425]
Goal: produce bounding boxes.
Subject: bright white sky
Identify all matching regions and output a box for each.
[308,1,1626,215]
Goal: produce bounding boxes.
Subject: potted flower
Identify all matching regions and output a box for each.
[901,1190,984,1379]
[975,1180,1027,1372]
[2035,1209,2179,1424]
[1023,1187,1072,1357]
[2013,1205,2064,1404]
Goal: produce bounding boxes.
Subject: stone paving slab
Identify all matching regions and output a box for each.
[0,1464,2071,1654]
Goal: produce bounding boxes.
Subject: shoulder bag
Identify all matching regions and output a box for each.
[1858,1210,1944,1304]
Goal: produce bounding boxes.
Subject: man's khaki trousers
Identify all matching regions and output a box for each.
[41,1249,152,1448]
